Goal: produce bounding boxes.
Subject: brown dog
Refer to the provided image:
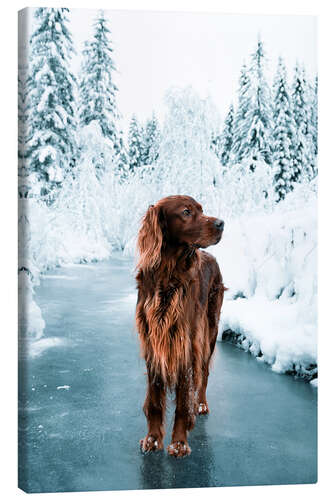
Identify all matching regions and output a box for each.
[135,195,225,457]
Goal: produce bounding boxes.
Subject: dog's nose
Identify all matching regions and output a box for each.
[214,219,224,231]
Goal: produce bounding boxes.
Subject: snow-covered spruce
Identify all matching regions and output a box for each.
[25,8,77,199]
[308,75,318,176]
[272,57,298,201]
[233,37,273,169]
[79,11,119,143]
[212,103,234,167]
[232,62,252,164]
[78,10,128,180]
[18,70,28,177]
[291,63,313,183]
[127,114,144,171]
[141,112,161,166]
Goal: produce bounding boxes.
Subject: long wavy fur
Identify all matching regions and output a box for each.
[136,205,163,272]
[136,204,203,388]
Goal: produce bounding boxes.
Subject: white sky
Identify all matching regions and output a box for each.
[21,8,317,130]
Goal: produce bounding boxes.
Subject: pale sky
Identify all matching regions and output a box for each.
[20,8,317,130]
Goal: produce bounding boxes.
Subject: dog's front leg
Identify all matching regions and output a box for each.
[167,372,195,458]
[140,372,166,452]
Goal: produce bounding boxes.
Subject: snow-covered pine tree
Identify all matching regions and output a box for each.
[242,36,273,169]
[79,11,129,177]
[114,133,130,180]
[18,71,27,177]
[211,130,223,164]
[139,123,147,163]
[307,75,318,177]
[312,75,318,157]
[142,112,161,165]
[272,57,298,201]
[291,63,312,182]
[26,8,77,200]
[232,63,252,164]
[212,103,234,166]
[127,115,143,171]
[140,124,149,166]
[79,11,119,144]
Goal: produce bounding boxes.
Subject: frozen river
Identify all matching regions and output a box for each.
[18,255,317,492]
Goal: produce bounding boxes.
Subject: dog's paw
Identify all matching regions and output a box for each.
[198,402,209,415]
[140,435,163,453]
[167,441,191,458]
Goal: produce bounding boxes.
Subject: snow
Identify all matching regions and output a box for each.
[18,271,45,343]
[43,274,78,280]
[46,165,63,182]
[28,337,66,358]
[211,181,317,380]
[220,297,316,377]
[38,145,57,163]
[37,87,53,113]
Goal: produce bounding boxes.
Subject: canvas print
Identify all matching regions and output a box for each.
[18,7,317,493]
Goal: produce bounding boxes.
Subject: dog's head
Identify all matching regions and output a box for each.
[137,195,224,271]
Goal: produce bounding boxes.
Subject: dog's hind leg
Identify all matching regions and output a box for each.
[197,361,210,415]
[198,274,224,416]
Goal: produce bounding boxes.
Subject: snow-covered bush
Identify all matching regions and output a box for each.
[18,201,45,348]
[217,160,276,218]
[18,271,45,343]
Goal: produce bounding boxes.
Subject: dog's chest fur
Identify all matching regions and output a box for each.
[139,276,196,385]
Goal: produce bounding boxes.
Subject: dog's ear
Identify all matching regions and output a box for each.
[137,204,165,271]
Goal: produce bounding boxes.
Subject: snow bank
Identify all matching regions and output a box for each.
[221,297,316,379]
[18,203,45,349]
[28,337,67,358]
[18,270,45,343]
[211,181,317,380]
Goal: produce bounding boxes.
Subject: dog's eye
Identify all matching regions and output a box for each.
[183,209,191,216]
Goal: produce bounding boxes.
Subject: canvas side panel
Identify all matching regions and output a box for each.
[18,7,32,493]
